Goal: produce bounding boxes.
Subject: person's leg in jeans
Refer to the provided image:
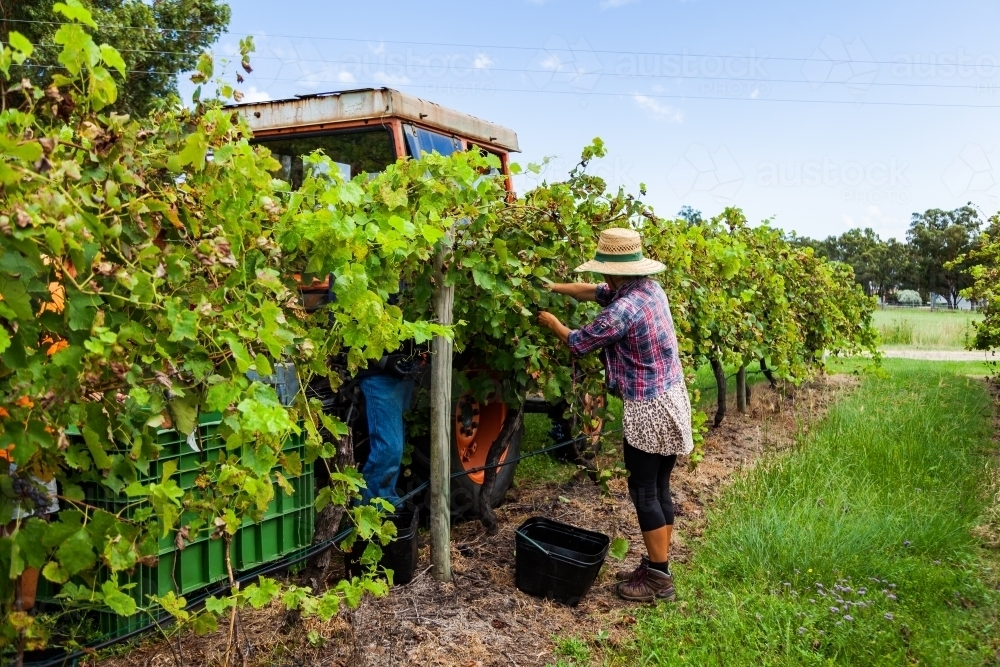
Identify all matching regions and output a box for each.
[358,374,414,506]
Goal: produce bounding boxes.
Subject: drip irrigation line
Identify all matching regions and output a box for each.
[21,427,619,667]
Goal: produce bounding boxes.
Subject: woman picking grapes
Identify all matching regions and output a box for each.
[537,228,693,602]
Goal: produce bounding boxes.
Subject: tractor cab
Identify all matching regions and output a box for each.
[233,87,519,189]
[231,89,526,520]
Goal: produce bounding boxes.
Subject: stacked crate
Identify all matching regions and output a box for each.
[55,416,314,638]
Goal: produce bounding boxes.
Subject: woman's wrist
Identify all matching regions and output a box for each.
[553,321,571,344]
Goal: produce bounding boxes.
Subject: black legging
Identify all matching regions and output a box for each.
[623,440,677,532]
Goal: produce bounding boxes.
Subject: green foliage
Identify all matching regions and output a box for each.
[407,152,879,464]
[608,537,628,561]
[908,205,982,308]
[1,0,231,116]
[0,4,880,654]
[959,212,1000,351]
[0,7,462,652]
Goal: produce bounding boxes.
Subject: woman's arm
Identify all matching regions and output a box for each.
[548,282,599,302]
[537,311,571,344]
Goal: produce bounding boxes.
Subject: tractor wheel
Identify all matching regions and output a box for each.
[408,392,523,521]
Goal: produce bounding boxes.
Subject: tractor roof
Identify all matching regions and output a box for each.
[232,87,519,152]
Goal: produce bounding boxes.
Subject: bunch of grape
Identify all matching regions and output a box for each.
[9,474,52,517]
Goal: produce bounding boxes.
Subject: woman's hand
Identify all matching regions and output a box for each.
[538,311,571,344]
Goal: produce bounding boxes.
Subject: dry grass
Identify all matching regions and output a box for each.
[94,375,857,667]
[874,308,981,349]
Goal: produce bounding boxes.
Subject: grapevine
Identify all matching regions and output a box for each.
[0,3,879,657]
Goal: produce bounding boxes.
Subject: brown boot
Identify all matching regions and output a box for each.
[615,555,649,582]
[616,565,676,602]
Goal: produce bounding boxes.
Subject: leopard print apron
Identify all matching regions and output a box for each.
[621,381,694,457]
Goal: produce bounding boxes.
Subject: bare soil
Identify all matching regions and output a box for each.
[96,374,857,667]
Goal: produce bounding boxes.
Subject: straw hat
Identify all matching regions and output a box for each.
[574,228,665,276]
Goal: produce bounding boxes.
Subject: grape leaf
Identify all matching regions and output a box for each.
[608,537,629,561]
[56,529,96,576]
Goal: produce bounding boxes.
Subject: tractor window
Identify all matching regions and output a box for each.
[470,144,504,176]
[253,128,396,189]
[403,124,462,158]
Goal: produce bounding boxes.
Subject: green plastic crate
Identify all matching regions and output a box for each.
[234,476,315,570]
[57,424,314,639]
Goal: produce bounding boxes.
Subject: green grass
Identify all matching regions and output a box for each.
[874,308,982,349]
[611,359,1000,666]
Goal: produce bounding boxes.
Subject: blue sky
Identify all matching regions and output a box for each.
[192,0,1000,240]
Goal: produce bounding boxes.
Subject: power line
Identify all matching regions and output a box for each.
[18,63,1000,109]
[17,41,1000,92]
[7,18,998,69]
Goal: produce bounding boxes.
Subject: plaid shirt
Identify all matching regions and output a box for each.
[567,278,683,401]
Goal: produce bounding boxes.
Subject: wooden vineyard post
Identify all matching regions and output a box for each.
[736,364,747,414]
[430,235,454,583]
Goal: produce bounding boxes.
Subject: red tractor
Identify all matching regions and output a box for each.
[236,88,594,520]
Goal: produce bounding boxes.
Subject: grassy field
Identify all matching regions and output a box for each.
[572,359,1000,666]
[874,308,982,349]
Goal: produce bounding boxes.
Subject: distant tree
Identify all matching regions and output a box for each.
[678,205,704,226]
[1,0,230,116]
[895,289,922,306]
[831,228,883,296]
[906,205,982,308]
[790,228,914,300]
[785,231,834,259]
[872,238,915,300]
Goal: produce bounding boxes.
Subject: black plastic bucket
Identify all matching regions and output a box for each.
[345,506,420,585]
[514,517,610,606]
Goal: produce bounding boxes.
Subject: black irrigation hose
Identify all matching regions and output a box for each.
[24,428,621,667]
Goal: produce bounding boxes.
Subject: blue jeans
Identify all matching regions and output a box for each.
[358,374,414,506]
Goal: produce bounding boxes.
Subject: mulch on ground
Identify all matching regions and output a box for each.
[96,373,857,667]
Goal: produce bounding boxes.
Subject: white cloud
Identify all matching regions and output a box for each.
[633,94,683,122]
[373,71,411,85]
[368,42,386,55]
[473,53,494,70]
[540,53,563,70]
[600,0,639,8]
[841,213,855,226]
[337,70,357,83]
[239,86,271,103]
